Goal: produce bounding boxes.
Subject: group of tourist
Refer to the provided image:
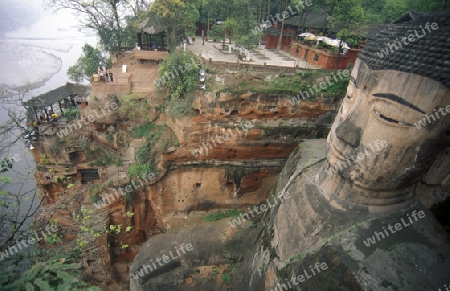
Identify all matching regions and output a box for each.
[97,67,113,82]
[33,112,59,132]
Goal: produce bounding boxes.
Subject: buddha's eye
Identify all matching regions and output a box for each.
[346,95,354,101]
[374,110,412,126]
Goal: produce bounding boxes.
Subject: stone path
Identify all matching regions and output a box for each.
[184,39,320,69]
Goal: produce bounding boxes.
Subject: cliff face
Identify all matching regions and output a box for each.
[128,14,450,291]
[32,56,342,289]
[129,139,450,291]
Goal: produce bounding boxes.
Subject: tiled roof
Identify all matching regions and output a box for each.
[23,82,91,108]
[131,11,167,34]
[359,12,450,89]
[285,12,328,29]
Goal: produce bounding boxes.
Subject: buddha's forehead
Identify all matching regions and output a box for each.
[352,58,450,112]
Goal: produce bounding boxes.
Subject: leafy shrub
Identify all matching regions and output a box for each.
[118,93,151,120]
[0,253,99,290]
[90,193,100,203]
[221,273,231,283]
[109,94,120,106]
[39,154,49,165]
[128,162,153,178]
[49,137,66,155]
[106,133,114,143]
[136,144,151,164]
[158,52,199,100]
[131,123,163,143]
[162,140,170,151]
[63,108,80,121]
[44,233,63,245]
[168,93,194,118]
[325,74,350,97]
[93,150,122,167]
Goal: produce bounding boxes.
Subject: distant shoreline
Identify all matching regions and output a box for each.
[0,40,63,92]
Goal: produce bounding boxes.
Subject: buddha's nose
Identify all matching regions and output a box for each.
[335,113,362,148]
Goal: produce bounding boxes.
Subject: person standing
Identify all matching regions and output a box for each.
[98,66,104,81]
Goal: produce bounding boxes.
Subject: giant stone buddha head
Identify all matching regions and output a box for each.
[323,13,450,207]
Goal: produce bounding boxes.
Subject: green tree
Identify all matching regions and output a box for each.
[0,251,99,290]
[326,0,365,32]
[158,51,200,100]
[209,23,226,43]
[198,0,223,36]
[150,0,185,51]
[361,0,386,23]
[67,44,109,83]
[381,0,409,23]
[180,2,200,38]
[44,0,141,50]
[408,0,448,11]
[0,91,45,260]
[362,0,447,24]
[336,28,363,48]
[0,164,44,256]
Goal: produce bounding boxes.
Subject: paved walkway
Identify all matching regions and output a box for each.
[184,39,320,69]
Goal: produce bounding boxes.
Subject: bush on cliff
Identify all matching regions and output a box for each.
[157,51,199,117]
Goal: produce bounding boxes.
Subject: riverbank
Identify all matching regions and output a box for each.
[0,40,64,91]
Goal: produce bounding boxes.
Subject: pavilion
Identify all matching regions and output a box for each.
[132,11,168,51]
[23,82,91,119]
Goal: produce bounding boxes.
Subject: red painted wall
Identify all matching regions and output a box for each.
[266,35,292,49]
[264,25,297,49]
[289,41,360,70]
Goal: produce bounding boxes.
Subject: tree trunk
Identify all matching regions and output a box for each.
[170,27,177,52]
[277,17,285,52]
[111,1,122,49]
[300,10,308,34]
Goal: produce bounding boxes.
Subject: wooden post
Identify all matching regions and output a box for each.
[58,100,64,114]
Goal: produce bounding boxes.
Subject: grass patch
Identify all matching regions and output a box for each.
[167,93,194,118]
[221,273,231,283]
[92,150,122,167]
[202,209,243,222]
[49,137,66,155]
[131,123,163,143]
[63,108,80,121]
[128,162,153,178]
[118,92,152,120]
[218,71,348,98]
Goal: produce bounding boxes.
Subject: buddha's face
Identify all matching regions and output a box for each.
[327,58,450,191]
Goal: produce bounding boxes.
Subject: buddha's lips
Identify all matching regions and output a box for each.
[329,141,348,162]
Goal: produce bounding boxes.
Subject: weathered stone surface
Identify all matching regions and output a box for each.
[248,141,450,291]
[130,219,260,290]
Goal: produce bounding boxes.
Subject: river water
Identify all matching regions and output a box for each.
[0,3,97,249]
